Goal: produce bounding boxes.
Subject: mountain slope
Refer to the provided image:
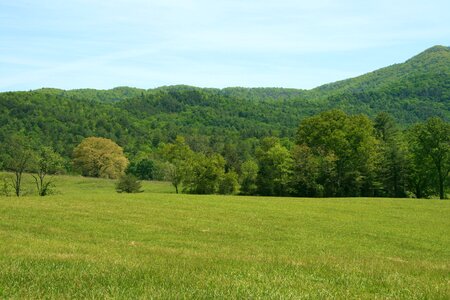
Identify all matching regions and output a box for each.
[0,45,448,159]
[309,45,450,122]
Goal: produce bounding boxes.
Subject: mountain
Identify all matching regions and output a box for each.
[0,45,448,160]
[309,45,450,122]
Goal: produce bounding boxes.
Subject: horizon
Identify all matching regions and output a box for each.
[2,44,448,93]
[1,0,450,92]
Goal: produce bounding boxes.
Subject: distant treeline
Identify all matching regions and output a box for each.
[1,109,449,199]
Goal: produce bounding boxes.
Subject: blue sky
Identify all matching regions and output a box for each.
[0,0,449,91]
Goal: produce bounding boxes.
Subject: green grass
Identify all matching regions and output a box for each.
[0,175,449,299]
[0,172,175,196]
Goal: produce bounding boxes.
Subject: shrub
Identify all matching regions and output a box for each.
[116,174,143,193]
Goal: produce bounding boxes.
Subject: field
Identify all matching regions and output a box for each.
[0,175,449,299]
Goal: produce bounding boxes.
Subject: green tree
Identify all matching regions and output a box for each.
[183,153,225,194]
[73,137,129,179]
[374,113,409,197]
[32,146,64,196]
[409,118,450,199]
[127,158,155,180]
[239,159,259,195]
[219,171,240,194]
[0,135,34,197]
[162,162,183,194]
[256,138,293,196]
[407,138,434,199]
[291,145,337,197]
[160,136,195,193]
[296,110,379,197]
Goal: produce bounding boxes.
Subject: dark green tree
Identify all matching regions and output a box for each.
[409,118,450,199]
[239,159,259,195]
[374,113,409,197]
[127,158,155,180]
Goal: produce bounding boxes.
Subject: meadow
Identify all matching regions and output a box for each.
[0,175,449,299]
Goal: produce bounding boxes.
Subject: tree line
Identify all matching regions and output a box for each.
[153,110,449,199]
[1,110,447,199]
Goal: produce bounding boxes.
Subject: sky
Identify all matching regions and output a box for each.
[0,0,449,91]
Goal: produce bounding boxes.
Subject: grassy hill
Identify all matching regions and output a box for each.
[0,175,449,298]
[0,45,448,160]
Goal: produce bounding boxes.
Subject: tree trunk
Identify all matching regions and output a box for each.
[439,176,445,199]
[437,167,445,199]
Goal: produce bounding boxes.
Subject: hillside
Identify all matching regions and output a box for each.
[312,45,450,121]
[0,45,448,159]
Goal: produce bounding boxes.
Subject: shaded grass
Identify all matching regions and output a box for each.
[0,172,175,196]
[0,176,449,298]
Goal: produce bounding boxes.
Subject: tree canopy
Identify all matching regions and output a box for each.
[73,137,128,179]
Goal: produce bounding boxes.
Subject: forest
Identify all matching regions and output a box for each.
[0,45,449,199]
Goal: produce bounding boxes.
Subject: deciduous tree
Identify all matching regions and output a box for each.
[32,146,64,196]
[409,118,450,199]
[73,137,128,179]
[0,135,34,196]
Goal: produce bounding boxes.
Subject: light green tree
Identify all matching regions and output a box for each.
[32,146,64,196]
[73,137,129,179]
[160,136,194,193]
[0,135,35,197]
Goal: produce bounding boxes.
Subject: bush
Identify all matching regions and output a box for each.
[0,175,12,196]
[116,174,143,193]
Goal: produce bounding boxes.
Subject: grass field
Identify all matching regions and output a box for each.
[0,175,449,299]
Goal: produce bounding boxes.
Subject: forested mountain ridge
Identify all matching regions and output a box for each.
[0,45,449,161]
[310,45,450,122]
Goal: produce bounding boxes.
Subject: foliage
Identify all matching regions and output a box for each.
[256,138,294,196]
[182,153,225,194]
[31,146,64,196]
[127,158,156,180]
[73,137,129,179]
[0,46,449,198]
[160,137,195,193]
[115,174,143,193]
[0,46,448,169]
[409,118,450,199]
[218,171,240,195]
[239,159,259,195]
[0,134,35,196]
[374,113,410,197]
[296,110,379,197]
[0,175,12,196]
[162,162,183,194]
